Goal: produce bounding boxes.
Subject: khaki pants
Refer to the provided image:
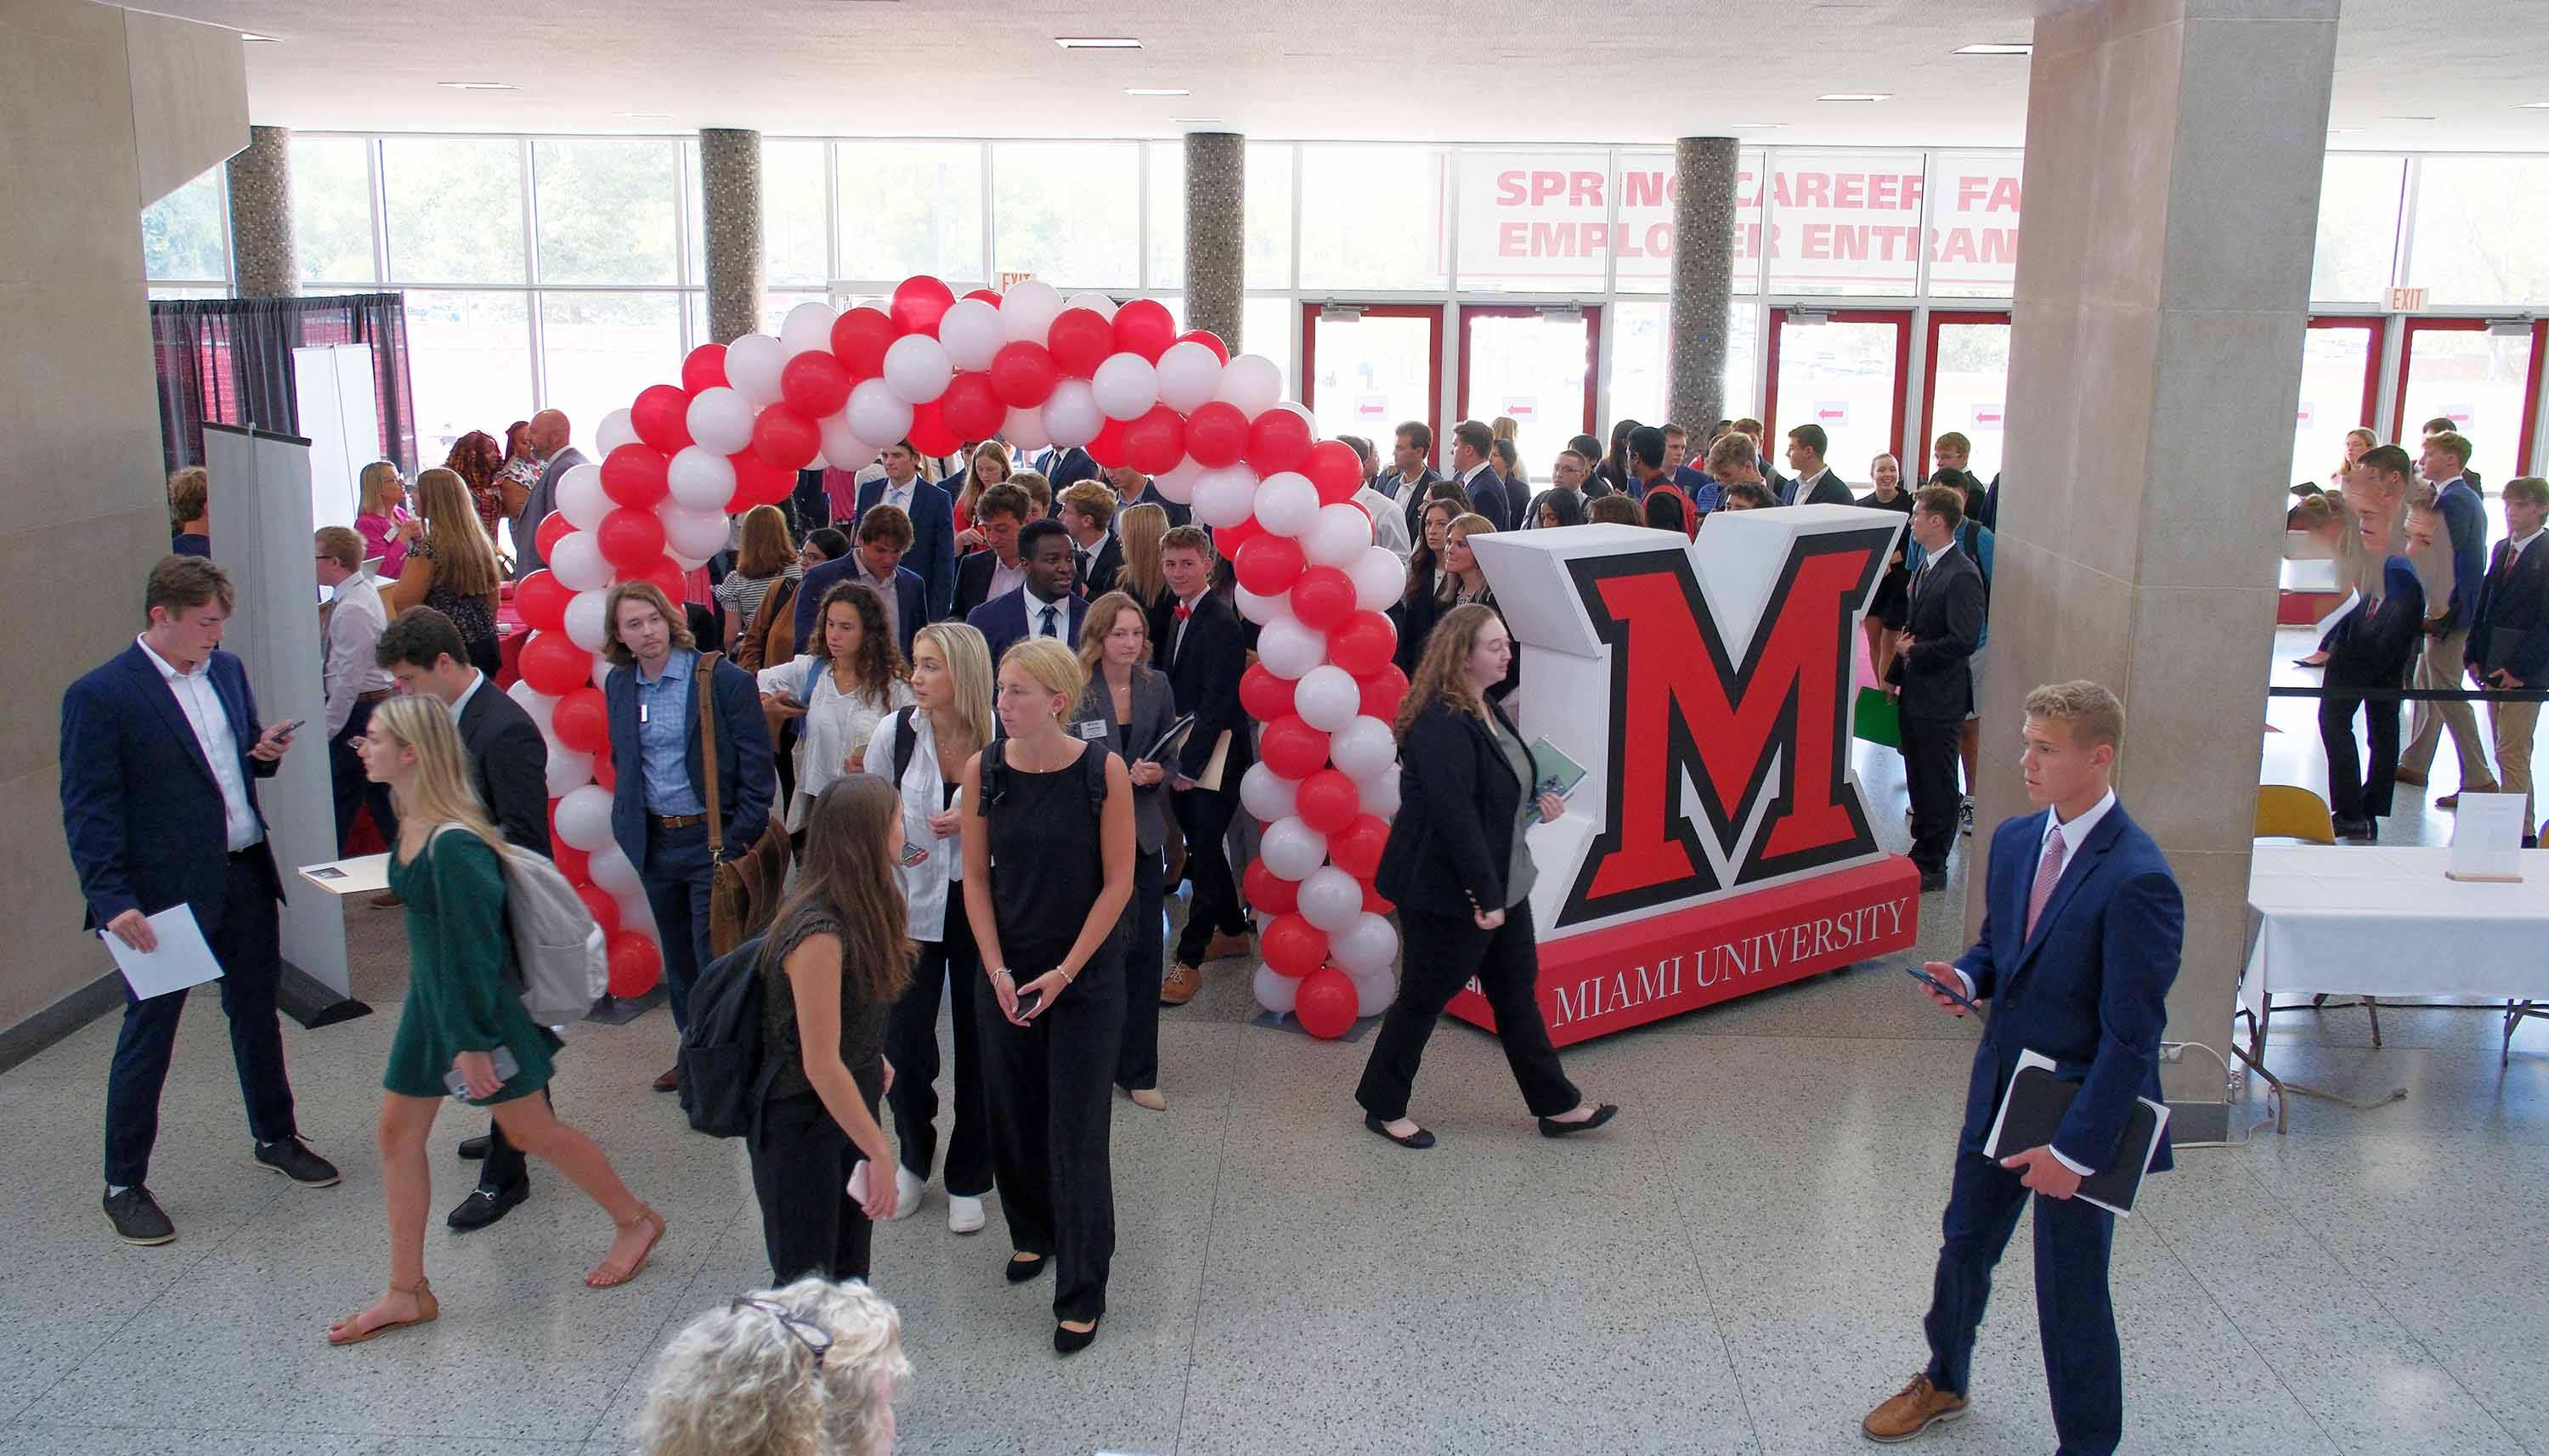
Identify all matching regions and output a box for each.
[2401,629,2496,786]
[2490,697,2540,831]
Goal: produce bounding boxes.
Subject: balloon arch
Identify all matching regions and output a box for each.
[508,276,1406,1039]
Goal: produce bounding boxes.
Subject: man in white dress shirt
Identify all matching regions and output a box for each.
[315,526,399,855]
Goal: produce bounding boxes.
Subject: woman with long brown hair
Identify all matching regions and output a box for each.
[1354,603,1616,1150]
[444,430,509,545]
[385,467,504,676]
[1392,494,1469,676]
[714,504,804,652]
[749,775,913,1282]
[952,440,1014,545]
[759,582,913,838]
[1115,502,1172,615]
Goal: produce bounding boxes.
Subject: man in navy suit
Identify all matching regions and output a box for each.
[797,504,927,659]
[1043,444,1102,495]
[1863,680,2182,1455]
[968,518,1086,668]
[848,441,958,621]
[2465,475,2549,840]
[1445,419,1512,530]
[61,556,340,1245]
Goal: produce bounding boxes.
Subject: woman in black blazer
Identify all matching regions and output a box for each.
[1354,603,1618,1149]
[1072,591,1181,1110]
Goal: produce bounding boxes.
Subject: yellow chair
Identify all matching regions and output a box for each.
[2254,785,2337,844]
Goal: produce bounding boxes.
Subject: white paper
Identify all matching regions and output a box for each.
[298,852,393,896]
[99,906,224,1000]
[2450,793,2527,880]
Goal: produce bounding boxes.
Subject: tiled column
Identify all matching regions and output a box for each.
[1669,138,1738,429]
[1975,0,2340,1104]
[224,124,295,297]
[698,128,763,347]
[1184,132,1245,353]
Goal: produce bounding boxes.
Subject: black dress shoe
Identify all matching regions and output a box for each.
[1054,1319,1100,1355]
[1918,869,1949,893]
[104,1186,175,1245]
[446,1182,528,1231]
[1363,1113,1436,1149]
[253,1136,342,1187]
[1005,1253,1049,1284]
[1539,1103,1619,1138]
[456,1135,492,1161]
[2335,815,2377,843]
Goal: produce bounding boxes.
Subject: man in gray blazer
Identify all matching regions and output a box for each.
[510,409,585,578]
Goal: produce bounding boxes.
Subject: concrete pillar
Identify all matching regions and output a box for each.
[698,128,763,347]
[1669,138,1739,430]
[1183,132,1245,352]
[1975,0,2341,1104]
[224,124,295,297]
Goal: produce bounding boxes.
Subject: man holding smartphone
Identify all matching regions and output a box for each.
[61,556,340,1246]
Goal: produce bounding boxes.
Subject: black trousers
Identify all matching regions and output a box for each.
[885,910,993,1197]
[1901,711,1964,873]
[104,855,297,1187]
[637,821,715,1030]
[747,1073,884,1284]
[327,697,399,855]
[1922,1148,2122,1456]
[975,941,1124,1324]
[2319,686,2402,821]
[1118,848,1166,1091]
[1171,786,1246,965]
[1355,901,1579,1123]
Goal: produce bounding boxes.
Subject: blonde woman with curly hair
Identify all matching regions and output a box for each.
[635,1277,910,1456]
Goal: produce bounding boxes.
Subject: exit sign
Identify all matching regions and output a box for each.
[2388,286,2428,313]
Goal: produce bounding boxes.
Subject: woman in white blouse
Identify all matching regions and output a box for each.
[756,581,912,839]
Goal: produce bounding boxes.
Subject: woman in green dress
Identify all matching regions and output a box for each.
[327,695,664,1346]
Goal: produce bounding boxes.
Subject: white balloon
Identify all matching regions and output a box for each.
[1258,815,1329,881]
[779,301,836,358]
[1257,616,1328,679]
[1356,767,1402,818]
[1346,961,1398,1016]
[1214,353,1285,415]
[1153,459,1203,505]
[563,586,613,652]
[1352,545,1406,612]
[685,387,754,454]
[667,446,736,511]
[1239,762,1299,823]
[660,506,730,562]
[1252,472,1320,537]
[1000,404,1052,454]
[1329,714,1399,780]
[591,657,618,693]
[817,415,877,475]
[724,333,788,406]
[671,550,710,572]
[882,334,952,405]
[1252,963,1299,1016]
[1000,279,1064,343]
[587,844,641,899]
[1279,399,1316,431]
[847,378,914,448]
[1335,913,1402,975]
[557,462,612,531]
[554,784,616,853]
[1293,665,1362,732]
[1041,380,1103,449]
[1066,291,1117,319]
[937,298,1003,370]
[1304,502,1376,567]
[1297,866,1364,934]
[616,885,658,934]
[1192,465,1259,529]
[548,530,613,592]
[1232,581,1287,626]
[1090,353,1159,420]
[595,409,639,457]
[1154,340,1224,413]
[506,680,558,736]
[545,746,594,799]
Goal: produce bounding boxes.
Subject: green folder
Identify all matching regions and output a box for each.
[1853,686,1901,748]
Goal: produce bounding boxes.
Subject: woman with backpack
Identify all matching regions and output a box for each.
[747,775,912,1284]
[958,636,1136,1355]
[329,696,662,1346]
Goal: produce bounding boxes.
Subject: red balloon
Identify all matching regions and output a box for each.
[1296,768,1361,834]
[636,554,687,601]
[590,749,617,793]
[1177,328,1229,364]
[1234,533,1306,597]
[515,569,570,633]
[907,398,959,459]
[830,308,897,378]
[731,452,794,508]
[1295,967,1359,1037]
[989,341,1060,408]
[1047,308,1113,379]
[1260,714,1331,780]
[1214,514,1265,559]
[778,350,854,419]
[1330,813,1390,879]
[574,883,621,939]
[1086,415,1129,470]
[681,343,728,393]
[1243,857,1300,916]
[1183,400,1250,469]
[534,511,577,560]
[605,929,663,997]
[550,686,608,757]
[630,383,692,454]
[517,629,592,697]
[1122,404,1187,475]
[1246,408,1314,477]
[890,275,956,337]
[1362,878,1394,916]
[1261,913,1331,978]
[1239,662,1296,722]
[964,287,1003,305]
[596,506,669,573]
[751,404,822,471]
[940,371,1007,442]
[1304,440,1364,505]
[1112,298,1177,363]
[1289,566,1356,631]
[600,443,670,509]
[1358,663,1410,721]
[551,838,590,887]
[1329,610,1399,677]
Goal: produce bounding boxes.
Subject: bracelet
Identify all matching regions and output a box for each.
[989,966,1013,982]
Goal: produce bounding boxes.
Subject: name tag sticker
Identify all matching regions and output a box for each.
[1076,719,1109,741]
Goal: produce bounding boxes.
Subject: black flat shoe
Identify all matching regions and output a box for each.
[456,1135,492,1161]
[1539,1103,1619,1138]
[1363,1113,1436,1149]
[1005,1253,1048,1284]
[1054,1318,1100,1355]
[445,1182,528,1232]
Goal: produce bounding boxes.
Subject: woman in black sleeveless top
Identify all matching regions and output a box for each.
[959,636,1136,1355]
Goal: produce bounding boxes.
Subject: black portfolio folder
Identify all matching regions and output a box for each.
[1983,1051,2168,1216]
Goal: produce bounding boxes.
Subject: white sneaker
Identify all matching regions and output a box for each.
[947,1194,986,1235]
[890,1166,924,1222]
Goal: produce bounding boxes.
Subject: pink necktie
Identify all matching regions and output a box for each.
[2025,825,2066,940]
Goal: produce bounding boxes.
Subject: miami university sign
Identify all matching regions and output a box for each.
[1455,506,1921,1045]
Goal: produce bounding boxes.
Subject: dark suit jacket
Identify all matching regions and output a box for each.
[1896,545,1986,720]
[2466,534,2549,682]
[2326,556,2426,691]
[458,677,552,855]
[1373,697,1529,916]
[513,446,587,577]
[1152,590,1254,784]
[949,550,1019,624]
[2433,479,2488,631]
[852,478,958,621]
[1077,533,1124,599]
[1454,467,1514,532]
[969,586,1088,672]
[60,644,283,939]
[604,652,776,872]
[1044,447,1101,494]
[1391,467,1447,542]
[793,560,927,659]
[1799,468,1856,506]
[1953,802,2183,1172]
[1071,666,1178,852]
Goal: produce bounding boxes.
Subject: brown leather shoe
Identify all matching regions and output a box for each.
[1862,1374,1966,1443]
[1205,930,1253,962]
[1160,963,1201,1006]
[651,1066,679,1093]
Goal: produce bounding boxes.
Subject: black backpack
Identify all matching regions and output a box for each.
[675,932,772,1137]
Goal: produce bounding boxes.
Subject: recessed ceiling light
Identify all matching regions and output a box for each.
[1125,87,1190,96]
[438,81,519,91]
[1732,122,1787,130]
[2383,115,2436,121]
[1170,116,1225,125]
[2521,101,2549,109]
[619,112,674,120]
[2328,127,2364,135]
[1056,37,1142,48]
[240,31,280,42]
[1953,42,2031,55]
[1818,93,1892,102]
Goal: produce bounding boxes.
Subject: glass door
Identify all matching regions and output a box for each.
[2393,318,2541,487]
[1298,303,1444,461]
[1457,306,1599,488]
[2291,316,2385,488]
[1763,308,1911,490]
[1919,312,2010,484]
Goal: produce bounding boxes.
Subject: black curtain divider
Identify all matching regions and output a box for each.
[150,292,417,477]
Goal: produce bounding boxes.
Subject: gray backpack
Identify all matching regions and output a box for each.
[432,824,607,1026]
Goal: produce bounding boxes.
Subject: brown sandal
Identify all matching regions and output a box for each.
[326,1278,438,1346]
[585,1205,666,1289]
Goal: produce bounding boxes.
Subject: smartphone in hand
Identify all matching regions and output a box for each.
[1011,984,1045,1020]
[1903,964,1980,1015]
